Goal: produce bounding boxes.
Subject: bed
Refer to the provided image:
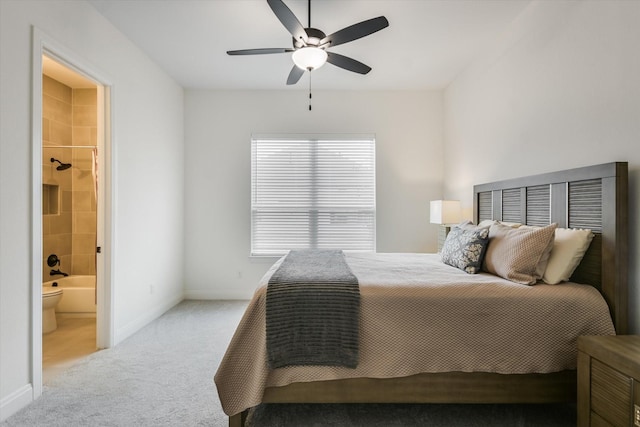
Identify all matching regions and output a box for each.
[215,162,628,427]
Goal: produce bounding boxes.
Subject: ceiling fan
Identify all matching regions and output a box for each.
[227,0,389,85]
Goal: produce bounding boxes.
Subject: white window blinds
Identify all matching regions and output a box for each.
[251,135,376,257]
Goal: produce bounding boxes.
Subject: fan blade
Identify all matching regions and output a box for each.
[286,65,305,85]
[326,52,371,74]
[321,16,389,48]
[267,0,308,44]
[227,48,294,55]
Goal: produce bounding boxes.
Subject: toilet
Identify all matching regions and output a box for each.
[42,286,63,334]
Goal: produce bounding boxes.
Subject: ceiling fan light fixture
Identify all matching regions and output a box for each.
[292,47,327,71]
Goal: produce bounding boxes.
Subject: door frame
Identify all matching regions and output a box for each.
[31,27,115,398]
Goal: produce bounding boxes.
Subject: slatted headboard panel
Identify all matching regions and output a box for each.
[473,162,628,334]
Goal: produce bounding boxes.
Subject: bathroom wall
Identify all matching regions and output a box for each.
[42,76,97,279]
[42,75,73,280]
[71,88,97,276]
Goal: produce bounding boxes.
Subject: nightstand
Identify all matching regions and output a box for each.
[436,225,451,252]
[577,335,640,427]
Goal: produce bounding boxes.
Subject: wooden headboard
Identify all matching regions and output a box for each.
[473,162,628,334]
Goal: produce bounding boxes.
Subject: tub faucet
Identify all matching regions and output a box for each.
[50,269,68,277]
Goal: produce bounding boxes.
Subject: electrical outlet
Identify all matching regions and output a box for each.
[635,404,640,427]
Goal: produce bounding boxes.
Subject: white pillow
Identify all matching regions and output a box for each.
[499,221,522,228]
[542,228,594,285]
[477,220,521,229]
[477,220,497,228]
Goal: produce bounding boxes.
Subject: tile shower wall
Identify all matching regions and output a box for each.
[43,75,73,279]
[71,88,97,275]
[42,75,96,280]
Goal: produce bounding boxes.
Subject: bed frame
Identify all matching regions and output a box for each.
[229,162,628,427]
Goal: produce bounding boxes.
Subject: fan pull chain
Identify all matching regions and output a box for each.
[308,69,312,111]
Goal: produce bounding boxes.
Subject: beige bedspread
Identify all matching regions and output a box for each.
[214,253,615,416]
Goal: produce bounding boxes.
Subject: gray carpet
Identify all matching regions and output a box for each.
[1,300,576,426]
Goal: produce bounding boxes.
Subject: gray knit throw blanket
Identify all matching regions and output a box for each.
[266,249,360,369]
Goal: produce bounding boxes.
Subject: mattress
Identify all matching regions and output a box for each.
[215,252,615,416]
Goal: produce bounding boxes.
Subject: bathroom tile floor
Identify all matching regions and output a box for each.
[43,316,97,384]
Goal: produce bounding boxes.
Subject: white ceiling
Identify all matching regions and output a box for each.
[88,0,531,90]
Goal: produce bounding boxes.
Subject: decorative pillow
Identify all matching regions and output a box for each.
[542,228,594,284]
[440,227,490,274]
[483,222,557,285]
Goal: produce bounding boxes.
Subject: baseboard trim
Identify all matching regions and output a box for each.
[114,292,183,345]
[0,384,33,422]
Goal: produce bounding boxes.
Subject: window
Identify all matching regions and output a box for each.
[251,134,376,257]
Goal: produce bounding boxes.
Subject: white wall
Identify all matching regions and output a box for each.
[0,0,184,419]
[184,90,444,299]
[443,0,640,332]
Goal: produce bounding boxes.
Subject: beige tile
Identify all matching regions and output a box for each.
[72,149,92,161]
[51,212,72,234]
[73,105,97,127]
[43,75,72,103]
[43,235,56,256]
[72,152,91,168]
[72,127,92,146]
[57,177,72,188]
[52,233,72,256]
[42,117,50,142]
[72,254,96,275]
[59,254,72,272]
[73,88,97,106]
[58,170,72,188]
[49,120,72,145]
[42,215,51,235]
[44,146,65,162]
[43,94,72,125]
[62,190,73,213]
[42,164,55,185]
[74,172,95,191]
[61,147,73,165]
[74,212,96,234]
[72,191,92,212]
[73,234,96,254]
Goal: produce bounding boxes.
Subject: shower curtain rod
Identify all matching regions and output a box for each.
[44,145,97,149]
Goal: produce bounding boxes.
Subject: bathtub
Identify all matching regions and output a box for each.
[43,275,96,316]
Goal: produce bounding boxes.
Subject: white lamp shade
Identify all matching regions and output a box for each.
[292,47,328,71]
[430,200,461,225]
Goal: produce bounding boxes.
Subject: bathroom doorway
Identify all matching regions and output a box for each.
[41,56,99,382]
[32,29,113,399]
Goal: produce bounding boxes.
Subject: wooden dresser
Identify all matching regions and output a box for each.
[577,335,640,427]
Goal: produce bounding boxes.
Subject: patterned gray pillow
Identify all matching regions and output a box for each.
[440,227,490,274]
